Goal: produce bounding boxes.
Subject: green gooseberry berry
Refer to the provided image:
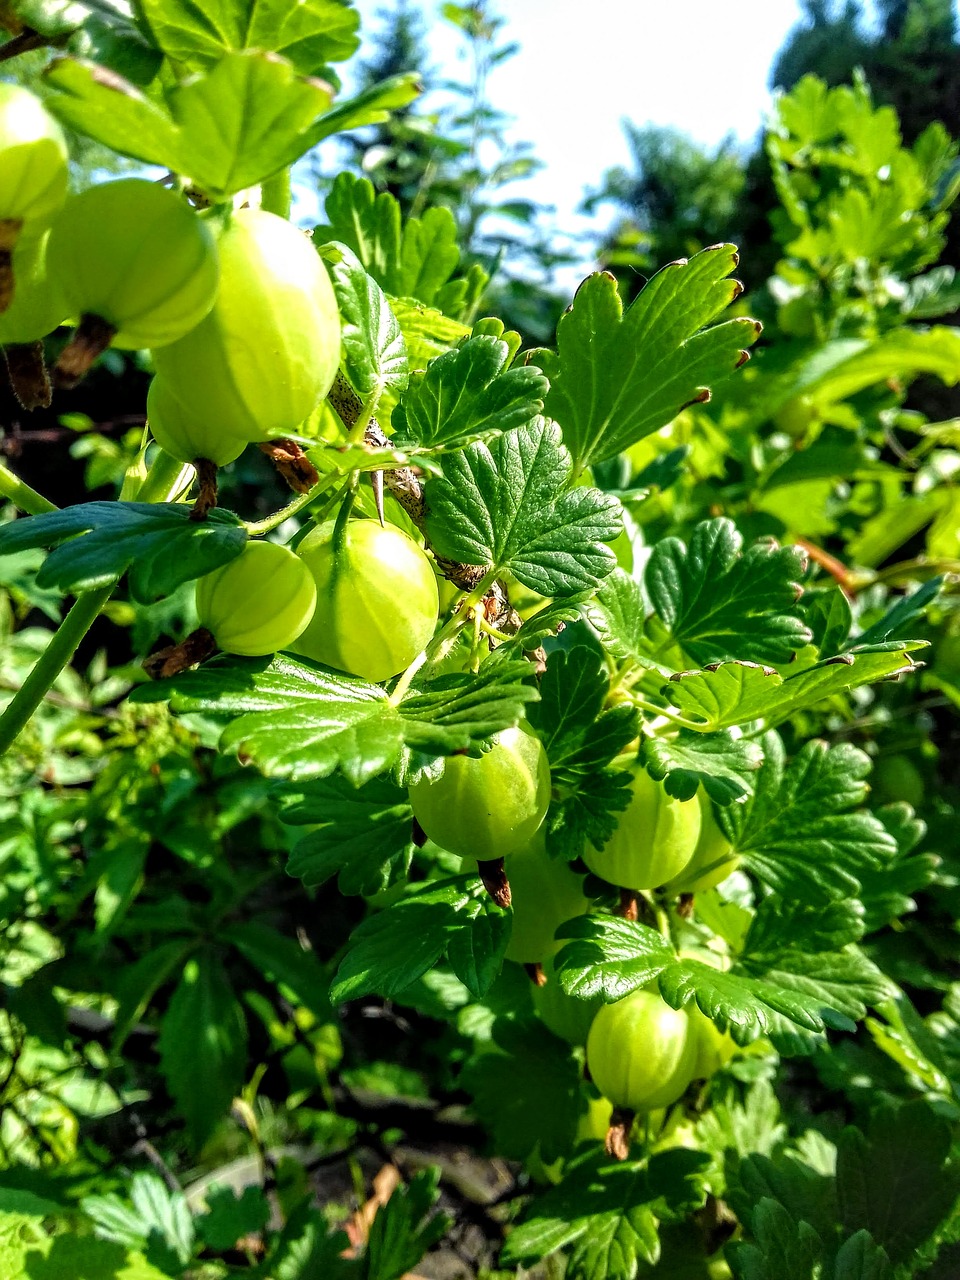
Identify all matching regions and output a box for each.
[152,207,340,442]
[293,517,439,684]
[408,725,551,863]
[0,84,69,312]
[664,790,739,894]
[195,541,318,657]
[147,376,248,469]
[583,767,701,890]
[46,179,219,383]
[502,831,589,964]
[586,989,697,1112]
[0,231,69,345]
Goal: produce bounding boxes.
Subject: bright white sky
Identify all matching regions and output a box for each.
[351,0,811,233]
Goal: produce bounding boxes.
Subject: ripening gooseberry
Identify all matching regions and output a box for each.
[46,178,219,383]
[408,726,551,863]
[147,377,248,469]
[293,518,439,683]
[583,767,701,890]
[0,232,69,346]
[664,790,739,894]
[586,989,697,1112]
[532,954,603,1046]
[195,541,318,657]
[0,85,69,311]
[503,832,589,964]
[151,208,340,442]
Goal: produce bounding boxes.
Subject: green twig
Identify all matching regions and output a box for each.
[0,585,113,756]
[245,473,340,537]
[0,463,57,514]
[389,568,498,705]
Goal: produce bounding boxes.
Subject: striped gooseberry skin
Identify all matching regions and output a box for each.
[0,232,68,344]
[665,791,739,894]
[409,726,551,863]
[46,179,219,349]
[147,377,248,468]
[293,518,439,684]
[152,207,340,441]
[502,831,589,964]
[195,541,317,657]
[586,989,697,1112]
[583,767,701,891]
[0,84,69,229]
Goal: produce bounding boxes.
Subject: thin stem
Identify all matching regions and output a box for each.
[389,569,498,705]
[0,459,186,756]
[244,474,339,537]
[628,695,702,731]
[134,449,193,505]
[260,169,292,220]
[0,463,57,514]
[0,586,113,756]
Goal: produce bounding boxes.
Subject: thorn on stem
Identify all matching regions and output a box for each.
[677,892,695,920]
[524,961,547,987]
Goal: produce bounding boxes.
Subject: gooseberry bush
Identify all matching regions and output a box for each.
[1,5,960,1278]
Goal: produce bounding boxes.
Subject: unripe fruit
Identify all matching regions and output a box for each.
[152,208,340,441]
[532,954,603,1046]
[583,768,701,890]
[46,179,219,350]
[148,377,247,468]
[409,726,551,862]
[0,85,69,313]
[196,541,318,657]
[294,518,439,683]
[0,86,69,225]
[586,989,697,1112]
[0,232,68,345]
[665,791,739,894]
[502,832,589,964]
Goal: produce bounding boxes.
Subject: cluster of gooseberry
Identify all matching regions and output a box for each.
[411,736,742,1158]
[1,86,740,1163]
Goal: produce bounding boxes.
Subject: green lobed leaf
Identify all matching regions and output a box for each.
[836,1100,960,1266]
[500,1147,710,1275]
[586,568,671,676]
[196,1186,271,1255]
[324,242,408,402]
[315,173,477,313]
[0,502,246,603]
[543,248,761,474]
[391,335,546,449]
[643,729,764,803]
[425,418,623,597]
[82,1172,193,1271]
[45,52,334,200]
[527,646,638,858]
[134,653,538,786]
[645,518,812,666]
[156,950,248,1150]
[463,1019,583,1162]
[280,776,414,896]
[719,733,900,904]
[727,1198,824,1280]
[847,576,943,653]
[135,0,360,71]
[329,875,510,1002]
[663,648,925,732]
[361,1168,451,1280]
[219,921,330,1019]
[553,914,886,1048]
